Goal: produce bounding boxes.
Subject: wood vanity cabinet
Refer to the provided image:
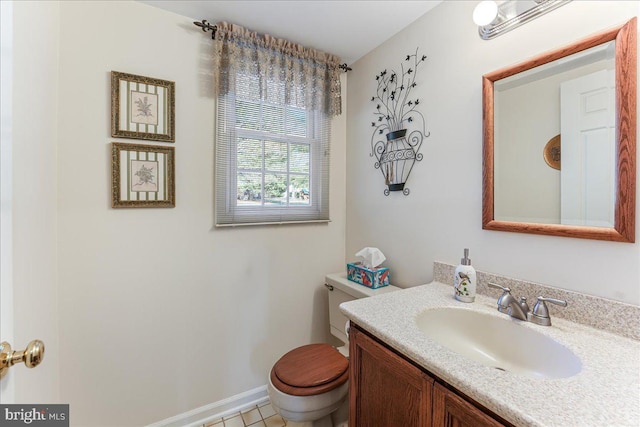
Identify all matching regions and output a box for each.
[349,324,511,427]
[348,323,433,426]
[432,383,507,427]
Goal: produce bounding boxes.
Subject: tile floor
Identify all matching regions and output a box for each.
[203,401,310,427]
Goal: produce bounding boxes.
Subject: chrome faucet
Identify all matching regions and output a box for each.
[488,283,567,326]
[527,296,567,326]
[488,283,528,321]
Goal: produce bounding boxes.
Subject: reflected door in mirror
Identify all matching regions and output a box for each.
[561,69,615,227]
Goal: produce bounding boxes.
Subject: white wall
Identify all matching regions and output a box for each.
[495,72,562,224]
[346,1,640,305]
[10,0,61,404]
[10,0,638,424]
[50,1,346,426]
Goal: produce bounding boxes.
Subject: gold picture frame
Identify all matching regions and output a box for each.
[111,71,175,142]
[111,142,175,208]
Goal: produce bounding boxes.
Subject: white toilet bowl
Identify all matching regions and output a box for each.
[267,273,399,426]
[267,373,348,425]
[267,343,349,427]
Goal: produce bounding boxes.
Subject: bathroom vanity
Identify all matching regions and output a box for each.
[349,324,510,427]
[341,276,640,427]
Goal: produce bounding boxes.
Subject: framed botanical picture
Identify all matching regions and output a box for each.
[111,142,175,208]
[111,71,175,142]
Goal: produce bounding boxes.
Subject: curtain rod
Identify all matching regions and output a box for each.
[193,20,352,72]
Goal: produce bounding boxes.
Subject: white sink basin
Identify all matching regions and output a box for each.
[415,308,581,378]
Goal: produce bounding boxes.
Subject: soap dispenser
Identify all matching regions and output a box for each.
[454,248,476,303]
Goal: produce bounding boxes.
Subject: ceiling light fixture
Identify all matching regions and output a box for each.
[474,0,571,40]
[473,1,499,27]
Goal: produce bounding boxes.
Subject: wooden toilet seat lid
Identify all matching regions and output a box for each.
[273,343,348,389]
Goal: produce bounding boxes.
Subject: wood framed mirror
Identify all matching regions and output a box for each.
[482,17,636,242]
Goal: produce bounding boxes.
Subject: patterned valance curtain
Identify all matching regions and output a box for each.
[212,21,342,117]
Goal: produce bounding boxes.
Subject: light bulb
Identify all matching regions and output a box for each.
[473,1,499,26]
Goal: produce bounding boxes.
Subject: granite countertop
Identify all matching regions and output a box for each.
[340,281,640,427]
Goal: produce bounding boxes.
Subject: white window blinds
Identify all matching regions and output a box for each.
[215,72,331,226]
[212,22,341,226]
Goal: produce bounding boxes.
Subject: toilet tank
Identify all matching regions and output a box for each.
[325,272,400,346]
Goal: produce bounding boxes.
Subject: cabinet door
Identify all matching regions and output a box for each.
[433,383,507,427]
[349,325,434,427]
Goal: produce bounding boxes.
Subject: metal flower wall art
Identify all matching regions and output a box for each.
[370,49,429,196]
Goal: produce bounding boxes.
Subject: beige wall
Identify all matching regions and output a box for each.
[9,0,347,425]
[346,1,640,305]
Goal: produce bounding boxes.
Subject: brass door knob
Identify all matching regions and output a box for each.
[0,340,45,380]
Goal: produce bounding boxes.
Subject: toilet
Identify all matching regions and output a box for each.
[267,272,399,426]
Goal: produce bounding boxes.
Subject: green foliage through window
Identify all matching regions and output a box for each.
[234,73,313,208]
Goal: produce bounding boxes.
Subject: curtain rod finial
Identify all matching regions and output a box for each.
[194,19,217,39]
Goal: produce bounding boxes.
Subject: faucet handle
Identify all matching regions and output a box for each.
[488,282,510,293]
[528,296,567,326]
[488,283,513,315]
[537,296,567,307]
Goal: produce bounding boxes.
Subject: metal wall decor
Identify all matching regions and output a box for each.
[370,48,429,196]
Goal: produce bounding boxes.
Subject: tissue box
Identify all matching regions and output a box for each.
[347,262,390,289]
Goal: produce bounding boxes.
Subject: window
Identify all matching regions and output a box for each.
[215,71,331,226]
[211,22,341,226]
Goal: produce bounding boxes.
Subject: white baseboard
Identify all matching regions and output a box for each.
[146,385,269,427]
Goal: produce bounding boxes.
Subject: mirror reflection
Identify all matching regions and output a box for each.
[482,17,635,242]
[494,41,616,227]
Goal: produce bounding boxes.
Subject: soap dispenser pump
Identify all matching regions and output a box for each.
[454,248,477,303]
